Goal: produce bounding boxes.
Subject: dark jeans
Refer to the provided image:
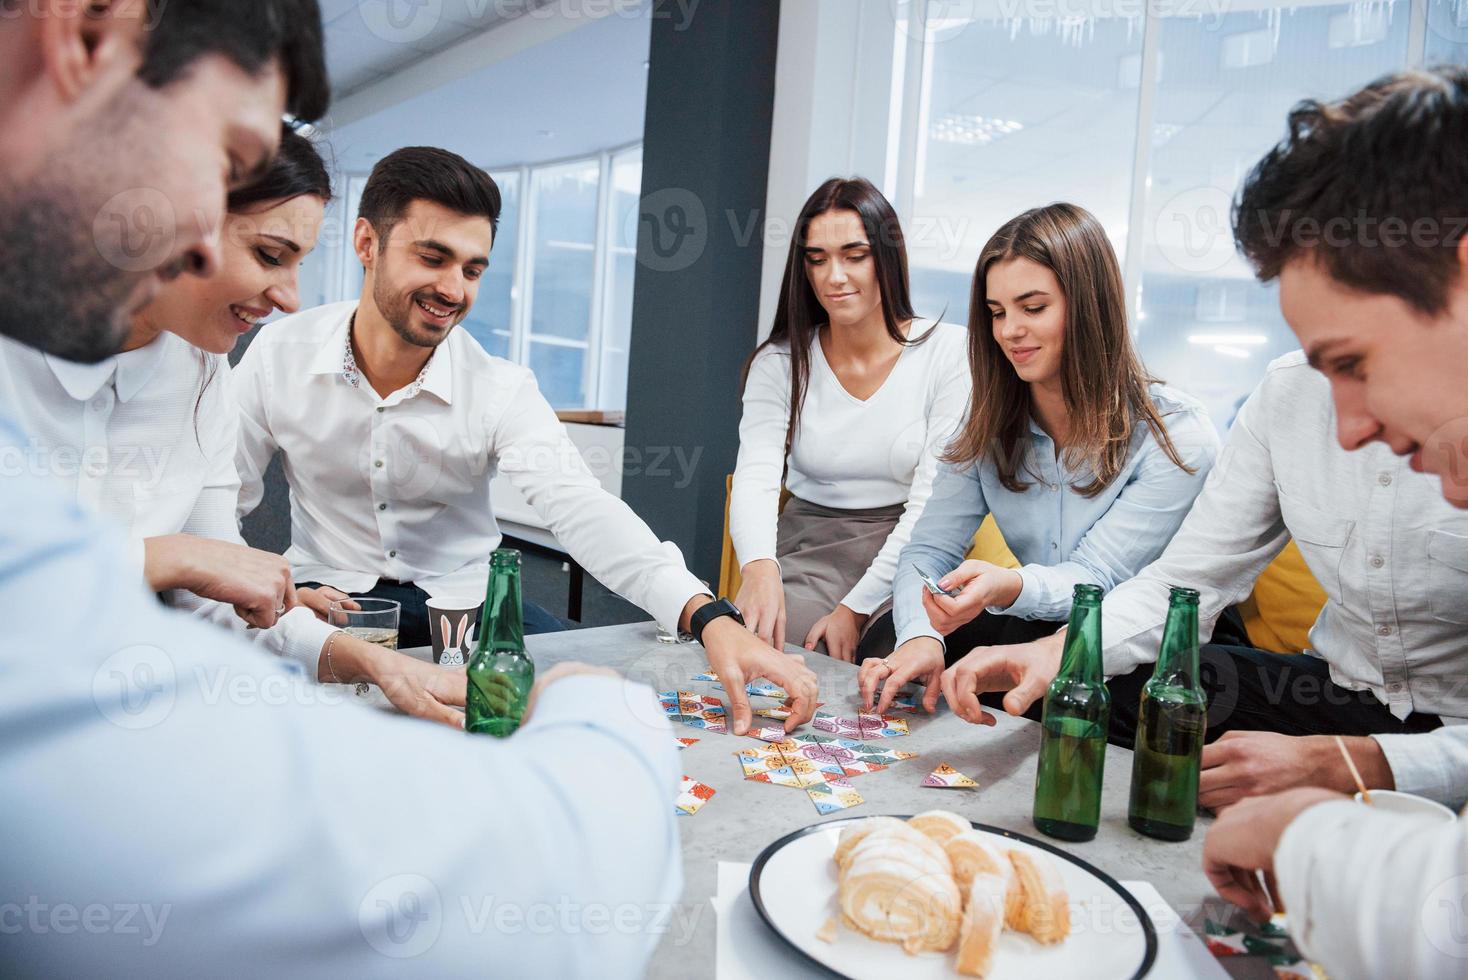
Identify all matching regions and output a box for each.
[300,578,566,649]
[1106,642,1444,747]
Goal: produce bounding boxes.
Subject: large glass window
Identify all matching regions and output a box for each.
[525,160,600,408]
[460,171,520,360]
[599,146,643,412]
[907,9,1143,323]
[894,0,1464,431]
[1137,4,1413,428]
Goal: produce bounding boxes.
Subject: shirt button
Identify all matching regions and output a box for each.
[388,550,397,558]
[376,407,385,414]
[1370,555,1384,568]
[1378,472,1392,486]
[1050,542,1059,550]
[91,397,107,411]
[1389,683,1404,693]
[378,503,387,511]
[1376,625,1392,636]
[374,460,384,469]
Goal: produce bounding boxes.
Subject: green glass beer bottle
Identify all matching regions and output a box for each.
[1033,583,1110,842]
[465,549,535,737]
[1128,586,1207,841]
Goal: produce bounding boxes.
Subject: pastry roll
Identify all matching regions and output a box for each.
[954,872,1008,977]
[833,817,908,869]
[908,809,970,848]
[838,855,962,954]
[1006,849,1070,943]
[944,830,1018,921]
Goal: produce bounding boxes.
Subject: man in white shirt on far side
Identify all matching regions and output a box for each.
[1201,66,1468,980]
[233,145,818,735]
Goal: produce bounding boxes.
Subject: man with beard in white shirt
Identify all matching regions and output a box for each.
[234,145,819,735]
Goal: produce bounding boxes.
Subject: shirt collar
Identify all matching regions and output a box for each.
[44,333,169,403]
[315,308,454,405]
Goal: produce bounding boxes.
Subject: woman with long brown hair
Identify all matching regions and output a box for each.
[729,177,970,661]
[858,202,1218,711]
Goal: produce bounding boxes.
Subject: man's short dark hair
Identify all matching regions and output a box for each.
[358,147,502,244]
[1233,65,1468,315]
[138,0,330,124]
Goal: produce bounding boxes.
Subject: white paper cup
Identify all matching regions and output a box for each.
[1354,789,1458,823]
[426,595,481,666]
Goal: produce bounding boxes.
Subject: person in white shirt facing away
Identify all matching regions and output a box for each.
[859,202,1219,715]
[233,145,819,734]
[0,129,464,726]
[1197,67,1468,980]
[1,4,682,977]
[730,177,971,662]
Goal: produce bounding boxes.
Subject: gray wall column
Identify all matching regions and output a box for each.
[621,0,781,589]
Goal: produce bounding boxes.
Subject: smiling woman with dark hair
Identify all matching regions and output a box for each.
[730,177,971,662]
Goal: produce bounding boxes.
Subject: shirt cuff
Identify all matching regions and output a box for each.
[269,607,340,676]
[841,577,889,617]
[643,567,712,638]
[997,566,1048,620]
[1372,730,1468,808]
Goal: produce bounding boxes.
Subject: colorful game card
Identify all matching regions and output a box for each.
[921,763,979,789]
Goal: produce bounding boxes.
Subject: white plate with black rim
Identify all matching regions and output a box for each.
[748,816,1157,979]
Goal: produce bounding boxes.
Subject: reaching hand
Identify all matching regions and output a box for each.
[920,559,1024,636]
[1199,732,1392,812]
[733,559,786,651]
[939,632,1064,726]
[297,585,358,622]
[700,616,818,736]
[858,637,945,714]
[145,533,297,629]
[1201,787,1344,922]
[804,603,867,662]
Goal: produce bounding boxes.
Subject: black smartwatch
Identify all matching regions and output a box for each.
[689,598,744,647]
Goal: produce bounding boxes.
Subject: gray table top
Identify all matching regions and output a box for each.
[375,621,1261,978]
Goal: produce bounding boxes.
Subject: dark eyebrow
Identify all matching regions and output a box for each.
[415,239,489,267]
[987,289,1051,306]
[1305,339,1348,371]
[802,240,870,255]
[260,234,301,255]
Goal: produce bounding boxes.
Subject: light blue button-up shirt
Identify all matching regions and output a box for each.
[893,385,1219,649]
[0,416,681,978]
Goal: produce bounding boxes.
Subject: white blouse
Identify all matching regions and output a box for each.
[0,332,334,669]
[730,319,972,614]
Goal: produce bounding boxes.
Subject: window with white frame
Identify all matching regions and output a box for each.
[890,0,1466,430]
[335,145,642,411]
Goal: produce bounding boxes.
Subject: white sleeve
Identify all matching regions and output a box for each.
[729,347,789,570]
[493,370,708,634]
[1373,726,1468,811]
[1275,801,1468,980]
[1098,382,1291,676]
[841,341,971,615]
[158,361,336,674]
[0,453,682,978]
[232,337,279,523]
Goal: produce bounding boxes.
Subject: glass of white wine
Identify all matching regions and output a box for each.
[328,598,401,651]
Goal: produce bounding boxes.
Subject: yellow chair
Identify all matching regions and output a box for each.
[718,473,1324,654]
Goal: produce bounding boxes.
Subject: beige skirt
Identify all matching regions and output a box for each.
[776,495,904,654]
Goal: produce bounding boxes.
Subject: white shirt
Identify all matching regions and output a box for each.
[1099,352,1468,803]
[1275,801,1467,979]
[0,412,682,977]
[730,320,972,613]
[233,301,707,634]
[0,333,334,671]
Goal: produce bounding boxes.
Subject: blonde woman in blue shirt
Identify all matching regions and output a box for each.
[859,202,1219,714]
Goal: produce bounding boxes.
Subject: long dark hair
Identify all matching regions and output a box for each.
[742,177,923,461]
[201,127,333,430]
[945,202,1193,496]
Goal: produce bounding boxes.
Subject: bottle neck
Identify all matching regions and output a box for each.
[475,565,525,655]
[1153,599,1201,689]
[1057,600,1104,685]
